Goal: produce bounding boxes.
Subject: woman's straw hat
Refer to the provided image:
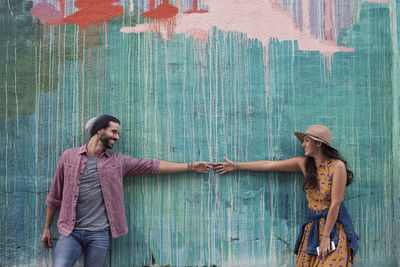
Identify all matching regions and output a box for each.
[294,125,336,150]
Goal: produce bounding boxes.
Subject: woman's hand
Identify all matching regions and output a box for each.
[319,236,331,260]
[213,157,237,174]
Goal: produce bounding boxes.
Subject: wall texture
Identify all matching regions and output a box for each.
[0,0,399,266]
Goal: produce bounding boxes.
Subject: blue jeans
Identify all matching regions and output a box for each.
[53,229,111,267]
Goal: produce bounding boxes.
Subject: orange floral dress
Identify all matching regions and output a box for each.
[296,160,353,267]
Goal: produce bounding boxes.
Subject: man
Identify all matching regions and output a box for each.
[41,114,212,267]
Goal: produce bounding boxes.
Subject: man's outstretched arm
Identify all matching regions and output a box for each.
[159,160,212,174]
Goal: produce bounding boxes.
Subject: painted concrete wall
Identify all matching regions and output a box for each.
[0,0,399,266]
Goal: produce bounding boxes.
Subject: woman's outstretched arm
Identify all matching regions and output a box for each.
[213,156,306,174]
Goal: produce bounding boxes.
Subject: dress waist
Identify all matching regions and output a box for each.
[294,203,359,260]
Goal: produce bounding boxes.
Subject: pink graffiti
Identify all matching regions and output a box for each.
[121,0,354,56]
[30,0,63,25]
[121,0,356,96]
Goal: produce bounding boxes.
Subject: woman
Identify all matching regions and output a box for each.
[214,125,358,266]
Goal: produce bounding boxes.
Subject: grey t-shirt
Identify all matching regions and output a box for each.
[75,156,109,231]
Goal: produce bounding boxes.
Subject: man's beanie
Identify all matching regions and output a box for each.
[85,114,118,137]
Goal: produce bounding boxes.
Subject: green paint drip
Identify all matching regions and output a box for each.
[0,0,60,120]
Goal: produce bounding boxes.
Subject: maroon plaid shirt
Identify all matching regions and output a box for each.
[46,145,160,238]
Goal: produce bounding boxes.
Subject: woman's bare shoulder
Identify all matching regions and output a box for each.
[328,159,346,178]
[329,159,346,169]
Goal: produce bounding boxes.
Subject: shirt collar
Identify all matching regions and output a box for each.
[78,145,112,157]
[78,145,87,155]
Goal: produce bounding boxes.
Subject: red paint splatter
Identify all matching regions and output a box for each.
[142,1,178,20]
[184,0,208,14]
[142,1,178,39]
[63,0,124,28]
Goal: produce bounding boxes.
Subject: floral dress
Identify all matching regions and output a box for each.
[296,160,353,267]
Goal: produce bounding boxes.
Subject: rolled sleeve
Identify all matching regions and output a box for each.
[122,155,160,176]
[46,195,62,209]
[46,153,65,209]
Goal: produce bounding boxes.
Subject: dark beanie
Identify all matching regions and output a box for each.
[89,114,119,137]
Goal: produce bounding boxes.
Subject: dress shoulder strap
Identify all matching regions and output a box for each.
[327,158,335,178]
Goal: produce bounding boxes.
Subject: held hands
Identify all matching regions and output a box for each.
[188,157,237,174]
[190,157,236,174]
[213,157,237,174]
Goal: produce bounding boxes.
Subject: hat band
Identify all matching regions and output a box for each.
[305,133,330,145]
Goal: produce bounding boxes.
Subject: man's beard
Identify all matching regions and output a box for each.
[100,132,116,149]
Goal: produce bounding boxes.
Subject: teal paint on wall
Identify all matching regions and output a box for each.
[0,0,399,266]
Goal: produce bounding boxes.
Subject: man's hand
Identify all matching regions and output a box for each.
[193,162,213,173]
[41,206,57,249]
[41,228,53,249]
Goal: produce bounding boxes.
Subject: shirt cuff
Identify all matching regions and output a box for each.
[152,159,160,175]
[46,196,61,209]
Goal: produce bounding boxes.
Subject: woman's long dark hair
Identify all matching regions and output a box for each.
[303,143,353,190]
